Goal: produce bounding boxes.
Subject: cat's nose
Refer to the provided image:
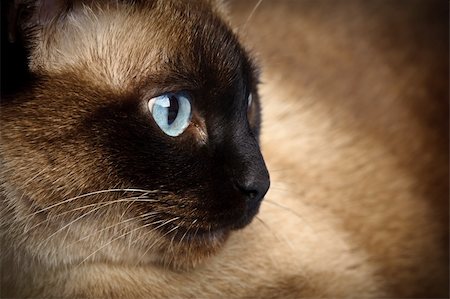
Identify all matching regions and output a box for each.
[220,132,270,212]
[234,171,270,210]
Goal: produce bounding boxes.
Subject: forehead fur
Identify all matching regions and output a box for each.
[30,0,245,92]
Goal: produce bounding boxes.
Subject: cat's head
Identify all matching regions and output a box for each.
[1,0,269,268]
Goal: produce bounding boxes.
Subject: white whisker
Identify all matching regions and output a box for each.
[76,216,180,267]
[130,216,180,246]
[25,188,164,218]
[255,216,293,250]
[241,0,264,32]
[23,194,158,234]
[178,218,196,247]
[37,204,105,248]
[263,198,320,239]
[66,211,161,247]
[134,222,181,267]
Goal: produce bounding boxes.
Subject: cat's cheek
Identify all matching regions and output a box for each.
[188,118,208,145]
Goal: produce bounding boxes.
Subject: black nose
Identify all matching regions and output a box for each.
[234,172,270,210]
[220,132,270,214]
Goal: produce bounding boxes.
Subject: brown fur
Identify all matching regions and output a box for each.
[1,0,448,297]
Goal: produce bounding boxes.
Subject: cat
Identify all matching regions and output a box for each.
[1,0,448,298]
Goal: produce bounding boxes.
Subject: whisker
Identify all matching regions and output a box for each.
[178,218,197,248]
[241,0,264,32]
[37,204,106,248]
[65,211,161,247]
[134,222,181,267]
[263,198,318,234]
[255,216,293,250]
[169,224,181,252]
[193,226,200,242]
[268,167,294,173]
[17,167,50,217]
[269,186,302,195]
[34,194,161,248]
[130,216,180,246]
[119,196,137,221]
[76,216,180,267]
[24,188,164,219]
[23,195,158,234]
[264,199,306,222]
[23,167,48,187]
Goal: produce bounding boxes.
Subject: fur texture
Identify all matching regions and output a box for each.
[1,0,448,298]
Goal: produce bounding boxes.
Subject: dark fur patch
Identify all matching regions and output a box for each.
[1,0,269,268]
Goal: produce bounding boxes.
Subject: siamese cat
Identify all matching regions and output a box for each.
[1,0,448,297]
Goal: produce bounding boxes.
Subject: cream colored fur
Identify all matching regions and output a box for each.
[1,1,447,298]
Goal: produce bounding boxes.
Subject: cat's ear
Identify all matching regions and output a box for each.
[6,0,71,43]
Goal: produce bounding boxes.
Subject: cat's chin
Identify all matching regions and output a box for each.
[150,228,231,270]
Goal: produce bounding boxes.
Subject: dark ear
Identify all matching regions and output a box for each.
[5,0,71,43]
[1,0,70,95]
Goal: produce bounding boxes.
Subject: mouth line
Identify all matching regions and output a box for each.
[147,204,262,244]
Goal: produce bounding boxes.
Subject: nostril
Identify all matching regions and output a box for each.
[246,190,258,200]
[237,185,258,200]
[234,176,270,207]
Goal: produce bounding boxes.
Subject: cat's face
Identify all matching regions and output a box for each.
[1,0,269,268]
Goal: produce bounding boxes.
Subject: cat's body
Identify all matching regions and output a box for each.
[1,0,448,298]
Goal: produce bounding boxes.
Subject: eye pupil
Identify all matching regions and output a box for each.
[148,92,192,137]
[167,95,179,125]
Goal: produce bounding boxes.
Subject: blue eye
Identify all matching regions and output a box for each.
[148,92,192,137]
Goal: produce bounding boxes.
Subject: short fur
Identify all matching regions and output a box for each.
[1,0,448,298]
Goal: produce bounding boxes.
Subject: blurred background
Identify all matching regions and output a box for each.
[228,0,448,297]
